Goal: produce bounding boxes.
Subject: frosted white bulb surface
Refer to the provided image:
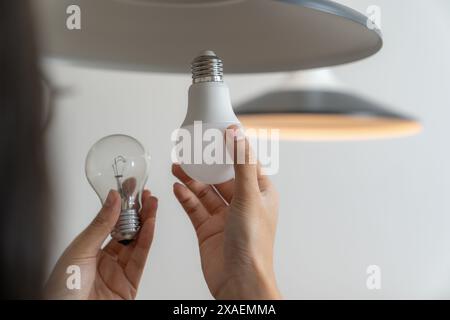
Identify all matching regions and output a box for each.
[177,51,240,185]
[179,122,236,185]
[85,134,150,244]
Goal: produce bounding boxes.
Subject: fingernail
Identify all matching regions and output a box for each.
[104,190,115,208]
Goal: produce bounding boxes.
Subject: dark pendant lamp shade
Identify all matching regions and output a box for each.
[235,90,422,141]
[36,0,382,73]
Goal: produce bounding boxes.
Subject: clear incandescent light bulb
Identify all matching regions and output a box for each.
[85,134,150,244]
[176,50,240,185]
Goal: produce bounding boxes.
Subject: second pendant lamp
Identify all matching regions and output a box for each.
[235,69,422,141]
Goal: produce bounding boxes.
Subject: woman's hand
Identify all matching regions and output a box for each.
[45,190,158,300]
[172,125,281,300]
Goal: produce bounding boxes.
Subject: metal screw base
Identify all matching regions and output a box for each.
[192,50,223,84]
[111,209,140,242]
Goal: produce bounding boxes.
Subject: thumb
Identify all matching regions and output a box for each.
[72,190,121,256]
[226,125,259,195]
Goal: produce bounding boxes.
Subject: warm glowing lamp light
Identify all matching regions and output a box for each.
[235,70,422,141]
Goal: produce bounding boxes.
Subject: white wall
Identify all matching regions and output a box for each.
[45,0,450,299]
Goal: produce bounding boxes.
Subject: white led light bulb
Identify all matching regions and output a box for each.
[177,50,240,185]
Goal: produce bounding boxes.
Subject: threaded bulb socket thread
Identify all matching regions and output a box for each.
[111,208,140,243]
[191,51,223,84]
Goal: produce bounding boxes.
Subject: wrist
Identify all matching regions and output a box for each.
[215,270,282,300]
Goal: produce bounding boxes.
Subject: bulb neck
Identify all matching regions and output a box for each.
[183,82,239,126]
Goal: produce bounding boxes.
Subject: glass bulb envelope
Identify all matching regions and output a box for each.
[85,134,150,243]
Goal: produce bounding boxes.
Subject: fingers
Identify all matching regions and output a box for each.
[103,189,158,264]
[214,179,234,204]
[124,196,158,289]
[102,239,124,261]
[173,182,209,230]
[140,189,158,222]
[215,164,271,202]
[74,190,121,256]
[172,163,227,214]
[226,125,259,196]
[256,161,273,193]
